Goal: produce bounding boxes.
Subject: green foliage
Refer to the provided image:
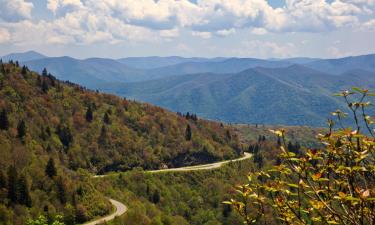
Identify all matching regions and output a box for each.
[226,87,375,225]
[27,215,65,225]
[0,62,240,224]
[0,109,9,130]
[17,119,26,138]
[45,157,57,178]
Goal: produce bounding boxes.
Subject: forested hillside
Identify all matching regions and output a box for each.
[100,65,375,126]
[0,61,241,224]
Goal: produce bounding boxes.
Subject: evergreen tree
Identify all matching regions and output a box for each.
[18,174,32,207]
[152,190,160,204]
[17,120,26,138]
[103,112,111,124]
[57,125,73,150]
[85,106,93,122]
[185,124,192,141]
[21,66,28,75]
[42,68,48,76]
[0,109,9,130]
[7,166,18,204]
[98,125,107,146]
[56,176,67,204]
[45,158,57,178]
[0,170,7,189]
[42,79,49,93]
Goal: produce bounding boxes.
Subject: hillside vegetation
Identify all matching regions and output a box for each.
[100,65,375,126]
[0,61,241,224]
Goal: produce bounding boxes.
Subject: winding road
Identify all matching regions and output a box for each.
[86,152,252,224]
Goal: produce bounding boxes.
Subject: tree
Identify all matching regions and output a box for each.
[85,106,93,122]
[185,124,192,141]
[0,170,7,189]
[21,66,28,75]
[7,166,18,204]
[103,112,111,124]
[18,174,32,207]
[98,125,108,146]
[57,125,73,150]
[0,109,9,130]
[225,87,375,225]
[152,190,161,204]
[45,158,57,178]
[56,176,67,204]
[41,79,49,93]
[17,120,26,138]
[42,68,48,77]
[27,215,65,225]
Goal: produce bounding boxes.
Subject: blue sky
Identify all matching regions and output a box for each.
[0,0,374,59]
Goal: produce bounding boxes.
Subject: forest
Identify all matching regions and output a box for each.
[0,61,242,224]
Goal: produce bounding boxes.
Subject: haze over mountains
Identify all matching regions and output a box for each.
[2,51,375,126]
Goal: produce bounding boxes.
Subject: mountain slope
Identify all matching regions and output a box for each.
[0,61,241,224]
[305,54,375,74]
[1,50,47,62]
[23,56,146,86]
[98,65,375,126]
[117,56,226,69]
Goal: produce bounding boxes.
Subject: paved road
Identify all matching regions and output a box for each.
[83,199,127,225]
[89,152,252,224]
[148,152,252,173]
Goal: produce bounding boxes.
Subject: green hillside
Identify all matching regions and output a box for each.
[99,65,375,126]
[0,61,241,224]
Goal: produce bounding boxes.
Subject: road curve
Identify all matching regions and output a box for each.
[147,152,252,173]
[83,198,127,225]
[89,152,252,224]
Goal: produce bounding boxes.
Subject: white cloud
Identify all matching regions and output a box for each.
[251,27,268,35]
[233,40,296,58]
[159,28,179,38]
[362,19,375,30]
[216,28,236,37]
[0,27,10,43]
[0,0,33,22]
[1,0,374,47]
[192,31,212,39]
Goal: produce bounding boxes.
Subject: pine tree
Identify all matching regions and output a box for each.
[42,68,48,76]
[45,158,57,178]
[98,125,107,146]
[152,190,160,203]
[0,109,9,130]
[57,125,73,150]
[85,106,93,122]
[56,176,67,204]
[21,66,28,75]
[42,79,49,93]
[18,174,32,207]
[17,120,26,138]
[0,170,7,189]
[103,112,110,124]
[7,166,18,204]
[185,124,192,141]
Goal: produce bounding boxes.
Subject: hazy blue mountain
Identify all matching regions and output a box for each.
[1,50,47,62]
[23,56,145,86]
[117,56,227,69]
[146,58,293,77]
[305,54,375,74]
[97,65,375,126]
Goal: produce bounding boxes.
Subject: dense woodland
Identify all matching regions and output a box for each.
[0,61,242,224]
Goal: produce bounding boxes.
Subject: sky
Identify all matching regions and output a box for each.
[0,0,374,59]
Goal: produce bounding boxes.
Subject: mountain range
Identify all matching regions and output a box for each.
[2,51,375,126]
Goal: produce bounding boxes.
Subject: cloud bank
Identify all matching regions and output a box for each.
[0,0,374,48]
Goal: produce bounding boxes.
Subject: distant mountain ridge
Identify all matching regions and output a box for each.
[97,65,375,126]
[2,51,375,126]
[1,50,47,62]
